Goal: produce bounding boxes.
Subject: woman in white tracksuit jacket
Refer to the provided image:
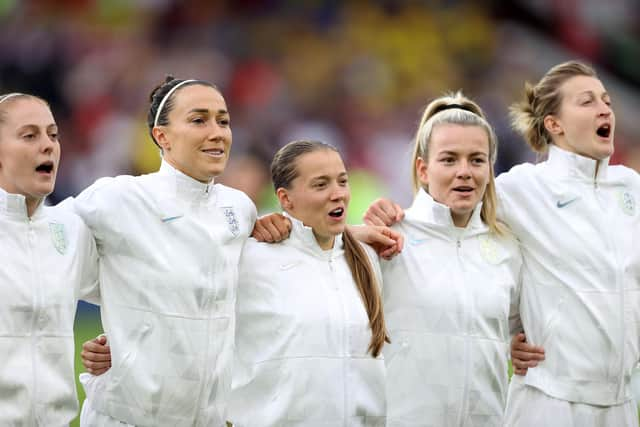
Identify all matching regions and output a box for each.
[366,62,640,426]
[76,78,258,427]
[365,93,522,426]
[227,140,388,427]
[0,93,99,425]
[501,61,640,426]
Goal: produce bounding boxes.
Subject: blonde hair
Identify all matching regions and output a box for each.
[0,93,49,129]
[510,60,597,153]
[271,140,390,357]
[411,91,503,234]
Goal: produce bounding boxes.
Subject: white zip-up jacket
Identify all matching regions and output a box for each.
[497,145,640,405]
[0,188,99,426]
[228,216,386,427]
[74,161,256,426]
[382,189,522,426]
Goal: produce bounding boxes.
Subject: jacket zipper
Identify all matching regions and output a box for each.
[27,217,39,425]
[455,235,471,427]
[594,172,625,400]
[330,257,349,427]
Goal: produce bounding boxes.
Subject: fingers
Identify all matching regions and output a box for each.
[363,199,402,227]
[510,332,544,376]
[392,202,405,222]
[252,214,292,243]
[381,227,404,253]
[81,336,112,375]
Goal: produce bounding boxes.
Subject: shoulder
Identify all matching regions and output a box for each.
[215,184,257,218]
[608,164,640,186]
[496,162,539,189]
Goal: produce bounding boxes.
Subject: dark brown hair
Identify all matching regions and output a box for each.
[271,140,390,357]
[146,76,220,148]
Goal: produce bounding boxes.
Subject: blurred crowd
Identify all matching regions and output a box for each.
[1,0,639,219]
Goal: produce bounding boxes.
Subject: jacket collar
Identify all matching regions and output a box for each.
[157,159,213,202]
[284,212,344,260]
[406,188,485,231]
[546,145,610,181]
[0,187,46,220]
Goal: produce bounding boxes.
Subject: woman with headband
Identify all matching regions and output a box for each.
[0,93,99,425]
[370,92,522,425]
[72,77,263,427]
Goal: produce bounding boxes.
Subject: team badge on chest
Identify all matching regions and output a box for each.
[221,207,240,237]
[49,222,67,254]
[616,189,636,216]
[478,235,500,265]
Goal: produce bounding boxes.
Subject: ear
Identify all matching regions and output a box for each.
[416,156,429,188]
[543,114,563,136]
[276,187,293,211]
[152,126,171,151]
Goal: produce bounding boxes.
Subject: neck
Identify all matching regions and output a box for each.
[451,211,472,228]
[25,195,42,218]
[162,156,211,184]
[312,230,335,250]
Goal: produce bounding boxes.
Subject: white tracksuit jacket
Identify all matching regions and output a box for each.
[74,160,256,426]
[228,216,387,427]
[382,189,522,426]
[496,145,640,405]
[0,188,99,426]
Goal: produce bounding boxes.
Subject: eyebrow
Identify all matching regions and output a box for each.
[438,150,488,156]
[187,108,229,115]
[17,123,57,131]
[578,90,609,98]
[311,172,348,180]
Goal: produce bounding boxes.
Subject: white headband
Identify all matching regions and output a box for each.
[153,80,197,127]
[0,93,23,105]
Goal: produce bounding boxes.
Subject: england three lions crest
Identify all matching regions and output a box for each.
[221,207,240,237]
[49,222,67,255]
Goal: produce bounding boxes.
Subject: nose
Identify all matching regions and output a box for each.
[456,160,472,179]
[208,122,229,142]
[330,184,349,201]
[597,99,613,116]
[40,134,56,154]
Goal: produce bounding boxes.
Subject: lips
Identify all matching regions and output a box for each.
[328,207,345,219]
[201,148,225,157]
[35,161,54,174]
[452,186,474,193]
[596,123,611,138]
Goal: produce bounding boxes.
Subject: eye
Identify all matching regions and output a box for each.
[49,131,59,141]
[471,157,487,165]
[313,181,327,189]
[218,117,230,126]
[603,99,612,107]
[191,116,206,125]
[580,98,593,106]
[22,133,36,140]
[440,157,455,164]
[339,177,349,186]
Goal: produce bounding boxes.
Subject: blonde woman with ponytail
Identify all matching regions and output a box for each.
[367,92,523,426]
[226,140,389,426]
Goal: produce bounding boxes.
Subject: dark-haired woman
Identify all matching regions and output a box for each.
[75,78,258,426]
[227,140,388,427]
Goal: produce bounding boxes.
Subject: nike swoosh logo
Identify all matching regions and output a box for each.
[161,215,184,223]
[556,197,579,208]
[280,262,300,270]
[409,238,428,246]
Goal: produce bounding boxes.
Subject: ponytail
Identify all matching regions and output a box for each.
[342,228,390,357]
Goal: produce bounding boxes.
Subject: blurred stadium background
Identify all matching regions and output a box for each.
[1,1,639,425]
